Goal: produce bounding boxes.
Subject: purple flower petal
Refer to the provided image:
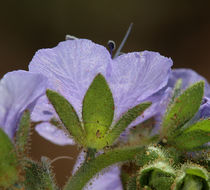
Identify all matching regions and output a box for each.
[109,51,172,123]
[31,96,57,122]
[0,70,47,138]
[35,122,74,145]
[130,87,172,128]
[85,166,122,190]
[198,97,210,119]
[29,39,173,145]
[168,69,210,96]
[29,39,112,121]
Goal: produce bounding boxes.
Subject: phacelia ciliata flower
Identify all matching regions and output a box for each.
[28,39,173,145]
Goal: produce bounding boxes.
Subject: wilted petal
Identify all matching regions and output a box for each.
[35,122,74,145]
[168,69,210,96]
[0,70,47,138]
[29,39,111,121]
[109,51,172,123]
[73,150,122,190]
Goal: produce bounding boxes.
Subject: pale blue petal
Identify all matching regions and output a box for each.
[29,39,111,122]
[108,51,172,123]
[130,87,172,127]
[35,122,74,145]
[31,96,57,122]
[168,69,210,96]
[198,97,210,119]
[0,70,47,138]
[85,166,122,190]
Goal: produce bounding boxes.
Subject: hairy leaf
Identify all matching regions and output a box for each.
[106,102,151,145]
[162,81,204,138]
[0,128,18,188]
[46,89,84,144]
[172,119,210,150]
[15,110,31,157]
[82,74,114,144]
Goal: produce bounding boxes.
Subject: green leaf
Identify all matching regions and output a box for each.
[172,119,210,150]
[106,102,151,145]
[15,110,31,157]
[82,74,114,143]
[46,89,84,144]
[161,81,204,138]
[24,158,58,190]
[0,128,18,188]
[63,146,144,190]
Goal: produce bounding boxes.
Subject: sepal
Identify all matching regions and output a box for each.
[171,119,210,150]
[168,79,183,107]
[161,81,204,139]
[46,89,84,144]
[24,158,58,190]
[105,102,151,147]
[15,110,31,158]
[172,163,209,190]
[82,74,114,145]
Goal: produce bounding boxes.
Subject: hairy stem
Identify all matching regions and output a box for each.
[63,146,144,190]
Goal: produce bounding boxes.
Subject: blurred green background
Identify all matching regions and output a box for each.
[1,0,210,187]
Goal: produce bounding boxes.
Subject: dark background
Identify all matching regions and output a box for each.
[1,0,210,187]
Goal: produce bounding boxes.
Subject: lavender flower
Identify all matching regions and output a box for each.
[0,70,47,139]
[28,39,173,146]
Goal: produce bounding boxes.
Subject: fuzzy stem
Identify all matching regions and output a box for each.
[63,146,144,190]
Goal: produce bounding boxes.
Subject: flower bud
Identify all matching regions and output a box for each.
[173,164,209,190]
[138,161,175,190]
[136,145,166,167]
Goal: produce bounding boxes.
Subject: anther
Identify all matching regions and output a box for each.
[201,98,208,105]
[107,40,116,57]
[65,35,78,41]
